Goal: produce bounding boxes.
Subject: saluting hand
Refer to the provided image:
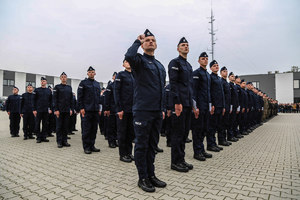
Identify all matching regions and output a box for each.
[80,109,85,117]
[175,104,182,117]
[20,114,23,118]
[33,111,37,117]
[70,110,73,116]
[137,34,145,44]
[7,112,10,116]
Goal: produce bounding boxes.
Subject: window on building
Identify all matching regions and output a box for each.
[26,81,36,88]
[47,83,54,89]
[252,81,260,89]
[294,80,299,89]
[3,79,14,86]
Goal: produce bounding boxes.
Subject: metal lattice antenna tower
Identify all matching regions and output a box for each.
[208,0,217,60]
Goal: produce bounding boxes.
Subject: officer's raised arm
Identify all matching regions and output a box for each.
[124,33,145,71]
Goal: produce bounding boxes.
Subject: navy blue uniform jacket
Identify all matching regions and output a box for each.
[125,39,166,112]
[168,55,193,108]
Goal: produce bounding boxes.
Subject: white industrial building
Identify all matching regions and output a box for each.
[0,69,103,99]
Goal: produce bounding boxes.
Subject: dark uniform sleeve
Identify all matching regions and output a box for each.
[53,86,58,111]
[70,87,74,112]
[113,73,123,113]
[168,59,181,105]
[77,81,84,110]
[33,89,37,111]
[49,89,53,111]
[20,94,24,114]
[124,40,143,71]
[5,96,10,112]
[192,71,199,108]
[104,83,112,111]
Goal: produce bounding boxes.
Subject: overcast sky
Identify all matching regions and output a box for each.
[0,0,299,82]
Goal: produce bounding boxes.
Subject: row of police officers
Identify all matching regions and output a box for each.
[5,29,279,193]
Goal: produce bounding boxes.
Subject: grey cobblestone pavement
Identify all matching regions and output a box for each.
[0,112,299,200]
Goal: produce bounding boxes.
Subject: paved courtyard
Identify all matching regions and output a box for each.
[0,112,299,200]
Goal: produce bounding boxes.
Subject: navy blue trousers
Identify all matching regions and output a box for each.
[117,112,134,157]
[133,111,162,179]
[81,111,98,150]
[171,107,191,164]
[192,110,209,155]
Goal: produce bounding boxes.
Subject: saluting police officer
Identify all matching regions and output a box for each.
[125,29,167,192]
[53,72,74,148]
[168,37,194,173]
[77,66,102,154]
[33,77,52,143]
[20,84,35,140]
[207,60,225,152]
[6,86,21,137]
[192,52,213,161]
[114,59,135,163]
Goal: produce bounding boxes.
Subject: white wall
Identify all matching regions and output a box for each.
[35,74,45,88]
[0,70,3,97]
[15,72,26,94]
[54,77,61,86]
[275,73,294,103]
[71,79,81,97]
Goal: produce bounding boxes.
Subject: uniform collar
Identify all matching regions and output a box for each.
[200,66,207,71]
[178,55,187,61]
[143,53,155,60]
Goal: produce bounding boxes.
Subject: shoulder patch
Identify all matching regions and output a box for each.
[193,76,199,79]
[171,66,179,71]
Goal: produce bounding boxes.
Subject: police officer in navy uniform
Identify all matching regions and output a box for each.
[125,29,167,192]
[219,67,232,146]
[104,72,118,148]
[164,84,172,147]
[234,76,244,139]
[77,66,102,154]
[20,84,35,140]
[114,59,135,163]
[240,79,249,135]
[33,77,52,143]
[47,86,55,137]
[246,82,254,133]
[53,72,74,148]
[192,52,213,161]
[168,37,194,173]
[207,60,225,152]
[99,88,106,135]
[6,86,21,137]
[228,72,239,142]
[68,92,77,134]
